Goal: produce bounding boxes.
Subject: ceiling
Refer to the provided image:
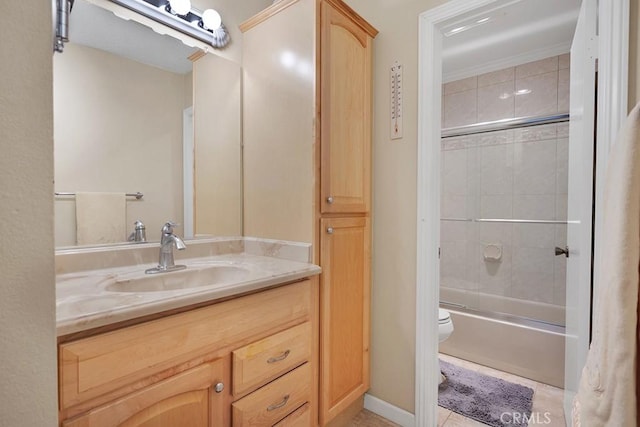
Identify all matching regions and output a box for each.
[442,0,582,82]
[70,0,582,79]
[69,0,200,74]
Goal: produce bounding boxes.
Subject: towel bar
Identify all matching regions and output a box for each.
[55,192,144,200]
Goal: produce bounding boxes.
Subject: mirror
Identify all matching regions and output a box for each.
[53,0,242,248]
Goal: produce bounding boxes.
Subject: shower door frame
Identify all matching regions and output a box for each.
[415,1,629,426]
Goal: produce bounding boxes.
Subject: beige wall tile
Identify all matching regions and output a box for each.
[516,56,559,79]
[513,195,556,220]
[477,81,515,122]
[554,256,567,305]
[444,89,478,127]
[478,67,515,88]
[558,68,570,112]
[558,53,571,70]
[445,76,478,95]
[480,144,514,195]
[513,223,555,249]
[480,194,513,218]
[511,247,555,304]
[556,138,569,194]
[477,243,513,297]
[513,140,557,195]
[515,71,559,117]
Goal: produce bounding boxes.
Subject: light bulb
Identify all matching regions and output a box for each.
[169,0,191,16]
[201,9,222,30]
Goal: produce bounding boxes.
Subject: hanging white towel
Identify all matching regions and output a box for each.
[573,103,640,426]
[75,192,126,245]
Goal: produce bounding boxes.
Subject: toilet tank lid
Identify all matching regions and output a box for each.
[439,308,451,322]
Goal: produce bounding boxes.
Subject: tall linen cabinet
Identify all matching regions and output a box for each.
[241,1,377,425]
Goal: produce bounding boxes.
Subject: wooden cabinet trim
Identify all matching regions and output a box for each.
[323,0,378,38]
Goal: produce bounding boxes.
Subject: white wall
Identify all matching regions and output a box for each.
[193,53,243,236]
[242,0,315,243]
[0,1,58,425]
[630,0,640,110]
[342,0,447,413]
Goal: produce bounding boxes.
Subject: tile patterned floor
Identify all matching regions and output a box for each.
[349,409,401,426]
[349,354,566,427]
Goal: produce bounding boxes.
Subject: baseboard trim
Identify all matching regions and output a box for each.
[363,394,416,427]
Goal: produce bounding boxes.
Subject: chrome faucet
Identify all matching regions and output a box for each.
[128,220,147,243]
[145,221,187,274]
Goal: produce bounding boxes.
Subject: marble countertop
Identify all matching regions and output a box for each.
[56,238,321,336]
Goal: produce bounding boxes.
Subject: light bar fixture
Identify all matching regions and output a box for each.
[109,0,230,48]
[54,0,74,52]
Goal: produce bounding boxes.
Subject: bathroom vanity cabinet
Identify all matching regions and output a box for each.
[241,1,375,424]
[57,279,317,427]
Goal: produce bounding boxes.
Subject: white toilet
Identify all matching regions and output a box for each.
[438,309,454,385]
[438,308,454,343]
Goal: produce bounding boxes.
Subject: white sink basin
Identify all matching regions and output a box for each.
[106,265,252,293]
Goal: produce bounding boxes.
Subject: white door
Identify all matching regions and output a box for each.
[564,0,597,421]
[183,106,194,239]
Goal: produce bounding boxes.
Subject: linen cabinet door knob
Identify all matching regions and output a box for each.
[326,196,334,204]
[214,382,224,393]
[326,227,334,234]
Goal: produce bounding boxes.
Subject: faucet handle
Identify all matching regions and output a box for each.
[162,221,181,234]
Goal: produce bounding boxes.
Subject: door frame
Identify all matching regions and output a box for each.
[415,1,629,426]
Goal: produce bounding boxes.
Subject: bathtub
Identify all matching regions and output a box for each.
[439,288,565,388]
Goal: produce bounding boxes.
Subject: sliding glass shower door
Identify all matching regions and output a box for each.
[440,118,569,328]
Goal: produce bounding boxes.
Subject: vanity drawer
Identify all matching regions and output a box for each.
[274,403,311,426]
[59,280,311,411]
[233,321,311,396]
[232,363,311,426]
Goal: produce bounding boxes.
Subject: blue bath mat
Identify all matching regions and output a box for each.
[438,359,534,426]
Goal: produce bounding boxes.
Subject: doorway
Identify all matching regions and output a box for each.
[416,0,629,426]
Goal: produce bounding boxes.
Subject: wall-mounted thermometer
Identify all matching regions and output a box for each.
[390,61,403,140]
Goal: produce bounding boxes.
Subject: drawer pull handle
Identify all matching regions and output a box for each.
[267,349,291,364]
[267,394,290,411]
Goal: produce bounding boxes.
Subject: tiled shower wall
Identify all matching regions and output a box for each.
[440,55,570,323]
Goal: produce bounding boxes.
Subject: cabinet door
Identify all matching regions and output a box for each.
[319,217,370,423]
[320,1,373,214]
[63,359,229,427]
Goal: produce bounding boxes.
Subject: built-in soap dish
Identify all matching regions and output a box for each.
[483,243,502,262]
